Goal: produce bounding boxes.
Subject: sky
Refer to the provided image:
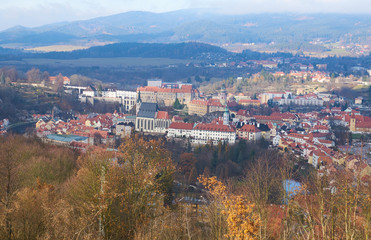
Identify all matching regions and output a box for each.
[0,0,370,31]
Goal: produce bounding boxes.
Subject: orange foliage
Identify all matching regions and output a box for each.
[199,175,260,240]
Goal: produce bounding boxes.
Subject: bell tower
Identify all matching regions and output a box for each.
[136,91,142,116]
[223,106,229,125]
[350,115,356,132]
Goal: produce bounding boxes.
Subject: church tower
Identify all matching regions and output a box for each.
[136,91,142,116]
[223,106,229,125]
[350,115,356,132]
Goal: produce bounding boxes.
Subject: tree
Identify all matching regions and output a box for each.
[178,152,197,183]
[173,98,183,109]
[0,73,5,85]
[199,175,260,240]
[53,73,64,92]
[0,136,21,240]
[62,136,175,240]
[26,68,41,83]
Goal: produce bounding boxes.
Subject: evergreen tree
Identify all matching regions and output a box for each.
[173,98,183,109]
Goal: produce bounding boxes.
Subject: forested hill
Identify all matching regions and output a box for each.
[0,42,231,60]
[38,42,229,59]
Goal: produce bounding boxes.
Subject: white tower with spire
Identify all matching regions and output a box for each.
[223,106,229,125]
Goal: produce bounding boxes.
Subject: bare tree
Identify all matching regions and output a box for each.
[0,136,21,240]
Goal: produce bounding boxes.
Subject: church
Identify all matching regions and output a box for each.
[135,93,171,133]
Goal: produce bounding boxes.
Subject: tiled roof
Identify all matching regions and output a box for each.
[138,86,192,93]
[157,111,170,120]
[169,122,193,130]
[137,102,158,118]
[240,124,261,133]
[194,123,235,132]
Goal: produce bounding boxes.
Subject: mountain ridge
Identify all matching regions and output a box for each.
[0,9,370,48]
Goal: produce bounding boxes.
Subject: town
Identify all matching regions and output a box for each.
[1,67,369,183]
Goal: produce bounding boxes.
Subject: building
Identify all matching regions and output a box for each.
[187,99,225,116]
[135,102,158,132]
[187,100,208,116]
[238,124,262,141]
[192,119,236,145]
[135,102,171,134]
[167,122,194,138]
[154,111,171,133]
[238,99,261,106]
[137,85,195,107]
[117,90,137,112]
[349,116,371,133]
[49,75,70,85]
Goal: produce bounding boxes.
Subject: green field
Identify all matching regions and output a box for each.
[14,57,194,68]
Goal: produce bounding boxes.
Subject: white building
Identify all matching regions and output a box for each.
[278,98,323,106]
[167,122,194,138]
[191,120,236,145]
[117,90,137,112]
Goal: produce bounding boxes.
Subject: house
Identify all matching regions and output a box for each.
[167,122,194,138]
[238,124,262,141]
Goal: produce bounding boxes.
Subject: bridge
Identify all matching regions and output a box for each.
[64,85,86,94]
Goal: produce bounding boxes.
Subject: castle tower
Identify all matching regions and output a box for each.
[219,85,227,106]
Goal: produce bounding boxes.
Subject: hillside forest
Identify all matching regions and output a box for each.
[0,134,369,240]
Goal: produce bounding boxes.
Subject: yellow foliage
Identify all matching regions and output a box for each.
[199,175,260,240]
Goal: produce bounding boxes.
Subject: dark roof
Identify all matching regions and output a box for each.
[137,102,158,118]
[258,123,270,131]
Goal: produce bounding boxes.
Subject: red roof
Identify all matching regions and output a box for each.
[240,124,261,133]
[138,86,192,93]
[239,99,260,104]
[356,121,371,129]
[157,111,170,120]
[169,122,193,130]
[194,123,235,132]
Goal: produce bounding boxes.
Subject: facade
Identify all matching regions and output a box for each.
[187,99,225,116]
[137,85,195,107]
[350,117,371,133]
[238,124,262,141]
[154,111,171,133]
[135,102,158,132]
[117,90,137,112]
[188,100,209,116]
[278,98,323,106]
[167,122,194,138]
[191,120,236,145]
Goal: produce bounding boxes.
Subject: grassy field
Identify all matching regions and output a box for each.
[6,57,195,68]
[25,45,90,52]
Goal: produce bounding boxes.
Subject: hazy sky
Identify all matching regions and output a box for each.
[0,0,370,30]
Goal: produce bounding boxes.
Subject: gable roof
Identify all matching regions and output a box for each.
[137,102,158,118]
[169,122,193,130]
[157,111,170,120]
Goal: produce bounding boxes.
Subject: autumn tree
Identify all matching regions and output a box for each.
[178,152,197,183]
[0,136,21,240]
[199,175,260,240]
[51,135,175,240]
